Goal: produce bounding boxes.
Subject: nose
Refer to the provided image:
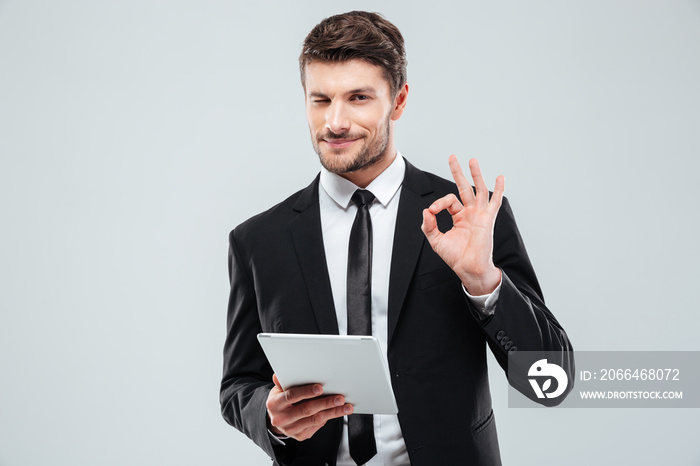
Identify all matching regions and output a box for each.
[325,101,350,135]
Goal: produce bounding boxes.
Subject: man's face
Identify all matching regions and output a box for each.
[304,60,406,177]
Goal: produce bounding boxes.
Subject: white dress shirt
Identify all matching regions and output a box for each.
[318,153,500,465]
[319,153,409,466]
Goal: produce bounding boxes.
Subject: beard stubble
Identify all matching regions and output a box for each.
[312,115,392,175]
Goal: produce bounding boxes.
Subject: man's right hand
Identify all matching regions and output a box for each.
[266,374,353,441]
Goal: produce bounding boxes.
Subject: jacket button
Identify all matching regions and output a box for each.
[504,341,513,350]
[508,346,518,353]
[500,336,509,346]
[496,330,506,340]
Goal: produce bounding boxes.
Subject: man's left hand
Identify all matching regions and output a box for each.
[421,155,504,296]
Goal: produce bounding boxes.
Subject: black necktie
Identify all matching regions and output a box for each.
[347,189,377,466]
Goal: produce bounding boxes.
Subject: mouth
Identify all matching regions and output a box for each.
[321,138,360,150]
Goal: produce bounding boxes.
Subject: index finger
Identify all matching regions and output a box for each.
[448,155,475,204]
[278,382,324,407]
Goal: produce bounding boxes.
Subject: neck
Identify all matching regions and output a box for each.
[341,145,397,189]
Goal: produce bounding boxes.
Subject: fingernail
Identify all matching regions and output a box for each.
[313,385,322,395]
[344,404,353,414]
[334,396,343,406]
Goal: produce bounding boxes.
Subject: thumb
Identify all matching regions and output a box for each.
[272,374,283,391]
[421,208,442,246]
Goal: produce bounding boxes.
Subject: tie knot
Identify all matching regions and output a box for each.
[351,189,375,207]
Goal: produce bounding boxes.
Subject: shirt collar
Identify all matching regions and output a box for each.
[319,151,406,209]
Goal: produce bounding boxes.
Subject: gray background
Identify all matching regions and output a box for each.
[1,0,699,464]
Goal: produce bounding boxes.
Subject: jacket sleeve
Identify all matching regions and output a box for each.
[220,229,298,463]
[470,196,575,405]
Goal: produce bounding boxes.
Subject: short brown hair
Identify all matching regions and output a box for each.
[299,11,407,97]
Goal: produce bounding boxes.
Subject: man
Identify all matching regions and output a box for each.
[221,11,572,466]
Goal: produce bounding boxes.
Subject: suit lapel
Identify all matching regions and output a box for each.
[287,161,435,340]
[387,160,435,346]
[288,176,340,335]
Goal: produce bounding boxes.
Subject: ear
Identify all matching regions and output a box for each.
[390,83,409,121]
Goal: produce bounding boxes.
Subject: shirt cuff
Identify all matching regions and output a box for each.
[462,276,502,317]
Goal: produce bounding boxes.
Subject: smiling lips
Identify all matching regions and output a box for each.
[323,138,360,149]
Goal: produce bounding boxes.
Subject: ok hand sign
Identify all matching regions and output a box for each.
[421,155,505,296]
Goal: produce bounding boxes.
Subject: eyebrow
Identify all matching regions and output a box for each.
[307,87,378,99]
[347,87,377,95]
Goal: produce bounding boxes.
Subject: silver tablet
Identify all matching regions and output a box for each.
[257,333,399,415]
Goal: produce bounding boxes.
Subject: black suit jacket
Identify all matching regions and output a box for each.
[220,160,573,465]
